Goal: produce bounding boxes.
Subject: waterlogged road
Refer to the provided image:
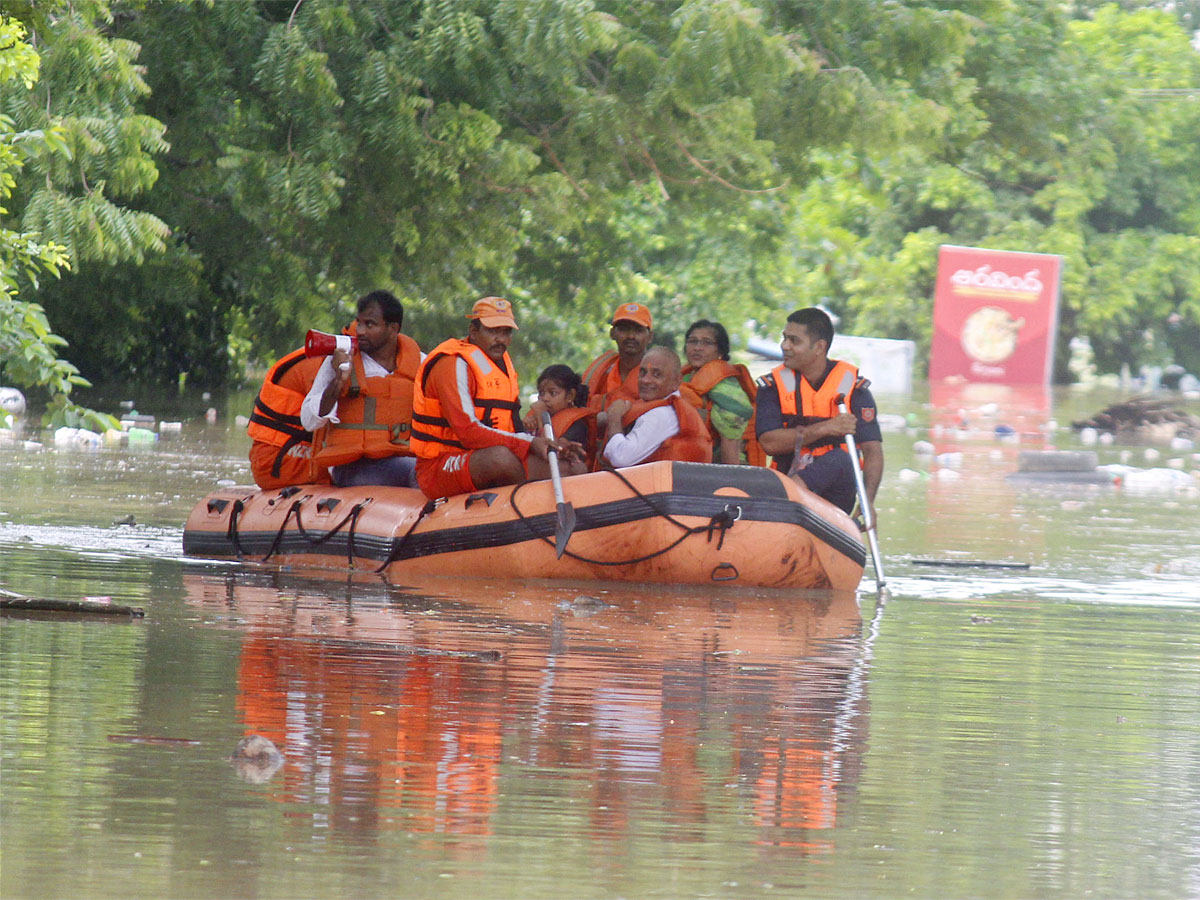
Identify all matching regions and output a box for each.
[2,385,1199,900]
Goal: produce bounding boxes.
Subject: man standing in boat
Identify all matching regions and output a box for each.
[582,302,654,414]
[300,290,424,487]
[600,346,712,467]
[410,297,580,499]
[755,307,884,520]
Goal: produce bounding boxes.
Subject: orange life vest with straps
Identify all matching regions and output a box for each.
[247,347,328,483]
[772,359,860,458]
[615,393,712,464]
[311,333,423,468]
[550,406,599,470]
[410,339,521,459]
[681,359,766,466]
[582,350,639,411]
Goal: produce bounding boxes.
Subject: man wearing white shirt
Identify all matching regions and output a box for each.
[601,346,712,467]
[300,291,424,487]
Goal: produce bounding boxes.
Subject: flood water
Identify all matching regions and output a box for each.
[2,384,1199,900]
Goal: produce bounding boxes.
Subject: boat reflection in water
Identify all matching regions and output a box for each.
[185,572,874,852]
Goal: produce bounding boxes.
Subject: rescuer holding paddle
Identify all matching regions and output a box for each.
[755,308,884,521]
[410,297,581,499]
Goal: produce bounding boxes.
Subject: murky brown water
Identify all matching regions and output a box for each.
[2,385,1199,899]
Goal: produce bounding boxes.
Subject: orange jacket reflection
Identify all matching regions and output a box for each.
[237,635,501,837]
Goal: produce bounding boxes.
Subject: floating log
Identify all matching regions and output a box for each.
[0,596,146,617]
[108,734,200,746]
[911,559,1031,570]
[308,635,502,662]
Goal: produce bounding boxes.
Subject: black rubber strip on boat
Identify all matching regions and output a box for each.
[184,470,866,569]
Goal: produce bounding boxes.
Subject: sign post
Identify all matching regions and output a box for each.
[930,245,1063,385]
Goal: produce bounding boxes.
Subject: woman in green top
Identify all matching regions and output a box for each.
[682,320,760,465]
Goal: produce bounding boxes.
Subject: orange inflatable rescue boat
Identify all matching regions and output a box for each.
[183,461,866,590]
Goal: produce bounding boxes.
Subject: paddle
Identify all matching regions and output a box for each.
[541,411,577,559]
[835,371,886,590]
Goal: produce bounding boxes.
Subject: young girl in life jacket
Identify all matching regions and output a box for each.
[523,365,597,474]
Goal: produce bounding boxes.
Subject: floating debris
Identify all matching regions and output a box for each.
[231,734,284,784]
[1073,397,1200,443]
[1007,450,1116,485]
[912,559,1031,570]
[0,387,26,417]
[0,595,145,617]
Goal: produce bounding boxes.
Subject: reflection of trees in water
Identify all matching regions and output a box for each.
[187,572,873,850]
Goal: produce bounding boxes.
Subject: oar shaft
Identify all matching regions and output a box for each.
[839,400,885,588]
[541,411,576,559]
[542,415,566,499]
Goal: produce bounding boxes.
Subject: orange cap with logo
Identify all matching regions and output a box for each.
[611,302,652,328]
[467,296,518,330]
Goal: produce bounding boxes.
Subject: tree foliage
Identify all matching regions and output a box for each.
[0,12,117,430]
[778,2,1200,376]
[3,0,1199,395]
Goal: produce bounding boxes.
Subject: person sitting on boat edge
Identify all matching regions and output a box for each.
[299,290,424,487]
[410,297,582,500]
[521,364,597,475]
[582,302,654,417]
[681,319,764,466]
[247,337,339,490]
[755,307,883,521]
[600,345,712,468]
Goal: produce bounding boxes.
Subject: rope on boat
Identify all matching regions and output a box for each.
[260,498,369,564]
[226,499,247,559]
[373,499,438,573]
[508,468,743,567]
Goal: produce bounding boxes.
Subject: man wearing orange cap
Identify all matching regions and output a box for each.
[581,302,654,414]
[410,297,580,499]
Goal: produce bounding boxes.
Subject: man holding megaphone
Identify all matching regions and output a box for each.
[300,290,424,487]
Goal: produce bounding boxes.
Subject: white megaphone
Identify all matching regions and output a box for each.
[304,330,358,358]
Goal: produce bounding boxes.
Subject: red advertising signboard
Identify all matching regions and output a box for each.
[929,245,1063,385]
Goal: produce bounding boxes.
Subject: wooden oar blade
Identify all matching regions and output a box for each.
[555,500,576,559]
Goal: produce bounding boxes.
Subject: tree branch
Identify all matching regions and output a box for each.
[674,139,787,194]
[287,0,304,30]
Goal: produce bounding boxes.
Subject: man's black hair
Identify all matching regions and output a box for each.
[359,290,404,328]
[785,307,834,348]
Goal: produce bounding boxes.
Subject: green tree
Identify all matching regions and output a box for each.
[0,13,116,430]
[23,0,978,385]
[776,2,1200,378]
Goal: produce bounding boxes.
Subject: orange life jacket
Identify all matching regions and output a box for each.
[681,359,766,466]
[616,393,713,464]
[410,338,521,459]
[772,359,860,458]
[550,406,599,470]
[246,347,327,481]
[582,350,639,411]
[311,333,422,468]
